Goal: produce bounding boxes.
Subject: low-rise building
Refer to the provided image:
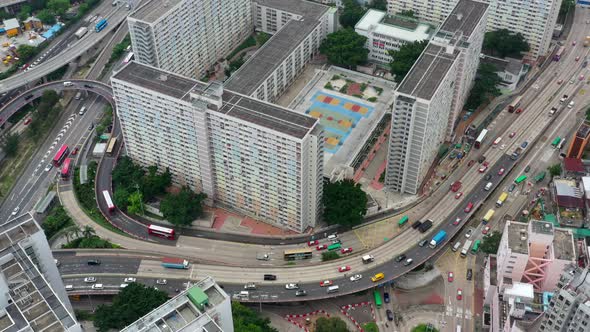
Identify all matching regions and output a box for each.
[355,9,434,63]
[480,55,526,91]
[2,18,20,37]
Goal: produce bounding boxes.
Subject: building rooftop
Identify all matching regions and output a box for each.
[397,43,458,100]
[129,0,183,24]
[113,62,318,139]
[223,0,328,96]
[505,282,534,300]
[553,228,576,261]
[438,0,488,39]
[0,214,77,332]
[554,179,583,198]
[531,220,553,235]
[507,221,529,255]
[3,18,19,30]
[355,10,433,42]
[121,277,227,332]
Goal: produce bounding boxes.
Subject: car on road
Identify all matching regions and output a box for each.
[338,266,351,273]
[499,144,506,150]
[308,240,318,246]
[457,289,463,300]
[482,226,491,235]
[72,147,79,155]
[84,277,96,283]
[244,283,256,290]
[403,258,413,266]
[580,75,585,81]
[478,164,488,173]
[576,56,581,61]
[453,217,462,226]
[455,192,463,199]
[386,309,394,321]
[467,160,475,167]
[87,259,101,265]
[467,269,473,281]
[448,272,454,282]
[384,292,390,303]
[295,290,307,296]
[120,283,128,288]
[395,254,406,262]
[508,183,516,192]
[371,273,385,282]
[316,244,328,251]
[465,228,473,239]
[341,247,353,254]
[88,124,94,130]
[350,274,362,282]
[484,174,492,181]
[509,131,516,138]
[478,156,486,163]
[464,202,474,213]
[418,239,428,247]
[44,163,53,172]
[320,280,333,287]
[525,165,531,172]
[285,283,299,290]
[557,79,563,84]
[24,118,31,125]
[11,207,19,216]
[156,279,167,285]
[124,277,136,283]
[573,41,577,46]
[498,168,505,175]
[521,141,529,149]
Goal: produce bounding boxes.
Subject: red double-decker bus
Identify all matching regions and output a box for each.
[60,158,72,179]
[102,190,115,213]
[148,224,175,240]
[53,144,69,166]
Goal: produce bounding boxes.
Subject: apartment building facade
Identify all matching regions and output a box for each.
[127,0,251,80]
[111,62,323,233]
[384,0,488,194]
[355,9,434,63]
[387,0,562,60]
[0,213,81,331]
[224,0,337,102]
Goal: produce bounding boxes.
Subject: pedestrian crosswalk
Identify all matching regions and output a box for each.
[446,306,472,320]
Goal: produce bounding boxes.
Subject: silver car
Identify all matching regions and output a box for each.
[349,274,362,282]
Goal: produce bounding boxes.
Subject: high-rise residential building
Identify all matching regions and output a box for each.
[539,267,590,332]
[0,213,82,332]
[224,0,337,102]
[121,277,233,332]
[111,61,323,233]
[355,9,435,64]
[387,0,562,60]
[127,0,251,80]
[384,0,488,194]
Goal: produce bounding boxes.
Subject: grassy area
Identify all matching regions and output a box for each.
[0,136,36,200]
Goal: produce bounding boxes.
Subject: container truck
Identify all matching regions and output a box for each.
[429,230,447,249]
[161,257,189,269]
[460,240,473,258]
[496,192,508,207]
[419,219,433,233]
[74,27,88,39]
[482,209,495,224]
[451,181,462,192]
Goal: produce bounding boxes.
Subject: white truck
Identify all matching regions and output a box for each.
[362,255,374,263]
[460,240,473,258]
[75,27,88,39]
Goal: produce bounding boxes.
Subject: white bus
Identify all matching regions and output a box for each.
[460,240,473,258]
[123,52,134,64]
[475,129,488,149]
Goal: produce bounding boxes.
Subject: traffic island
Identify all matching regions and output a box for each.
[284,310,331,331]
[340,301,375,331]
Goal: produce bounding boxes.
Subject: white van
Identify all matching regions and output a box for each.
[239,291,249,298]
[75,92,82,100]
[92,284,104,290]
[65,285,74,291]
[362,255,374,263]
[452,242,462,252]
[568,101,575,109]
[327,285,339,293]
[79,106,86,115]
[485,182,493,191]
[327,234,338,240]
[63,81,73,87]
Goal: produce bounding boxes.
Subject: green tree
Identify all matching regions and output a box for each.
[114,187,130,211]
[481,231,502,254]
[483,29,530,59]
[323,179,368,228]
[82,225,96,239]
[548,163,562,177]
[321,251,340,261]
[2,133,19,157]
[41,206,74,239]
[36,9,56,25]
[160,187,206,227]
[398,10,416,18]
[232,302,278,332]
[559,0,575,17]
[127,191,144,215]
[464,63,502,111]
[94,283,168,332]
[339,0,366,28]
[320,28,368,69]
[368,0,387,11]
[18,4,32,21]
[388,40,428,83]
[315,317,350,332]
[362,322,379,332]
[17,44,37,62]
[411,324,440,332]
[30,0,48,10]
[47,0,70,16]
[112,156,145,192]
[142,165,171,200]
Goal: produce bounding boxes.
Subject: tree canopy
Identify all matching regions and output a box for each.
[388,40,428,83]
[94,283,168,332]
[315,317,350,332]
[36,9,56,25]
[483,29,530,59]
[339,0,366,28]
[398,10,416,18]
[464,63,502,111]
[47,0,70,16]
[368,0,387,11]
[42,206,73,239]
[481,231,502,254]
[232,302,278,332]
[560,0,575,17]
[17,44,37,63]
[323,179,368,228]
[160,187,207,227]
[320,28,368,69]
[548,163,562,177]
[1,133,19,157]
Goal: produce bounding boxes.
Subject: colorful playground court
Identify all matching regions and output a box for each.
[306,92,374,154]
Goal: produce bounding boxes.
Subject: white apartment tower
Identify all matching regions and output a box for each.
[387,0,562,60]
[384,0,488,195]
[111,62,323,233]
[0,213,82,331]
[127,0,251,79]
